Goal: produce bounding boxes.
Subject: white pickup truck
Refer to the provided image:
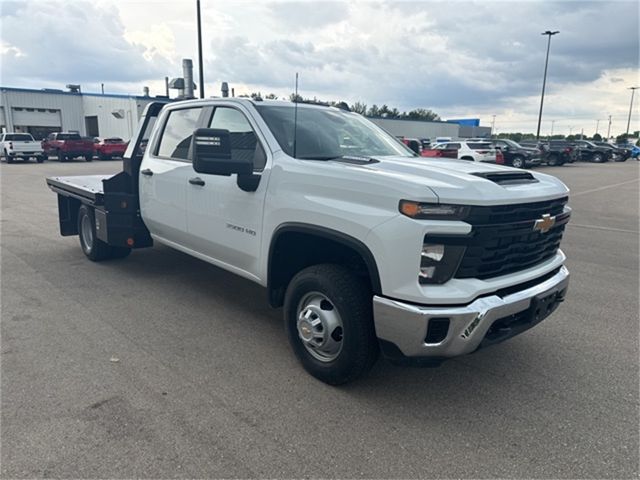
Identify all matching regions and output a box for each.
[47,99,571,384]
[1,132,46,163]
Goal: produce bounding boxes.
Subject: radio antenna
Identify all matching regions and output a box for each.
[293,72,299,159]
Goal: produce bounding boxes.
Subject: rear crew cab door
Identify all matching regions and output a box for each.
[186,104,271,278]
[139,105,210,245]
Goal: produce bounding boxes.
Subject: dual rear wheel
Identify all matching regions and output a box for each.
[77,205,130,261]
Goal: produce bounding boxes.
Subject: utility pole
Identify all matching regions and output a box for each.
[595,119,600,136]
[196,0,205,99]
[626,86,638,136]
[491,115,496,138]
[607,115,612,139]
[536,30,560,140]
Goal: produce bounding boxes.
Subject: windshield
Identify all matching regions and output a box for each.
[5,134,34,141]
[502,139,522,148]
[58,133,82,140]
[255,104,415,159]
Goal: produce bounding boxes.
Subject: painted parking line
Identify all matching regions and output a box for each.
[571,178,639,197]
[569,223,639,234]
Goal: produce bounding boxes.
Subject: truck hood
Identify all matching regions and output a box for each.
[354,155,569,205]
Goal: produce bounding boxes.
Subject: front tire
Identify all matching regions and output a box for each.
[511,156,525,169]
[284,264,379,385]
[37,155,45,163]
[85,153,93,162]
[592,153,604,163]
[547,154,560,166]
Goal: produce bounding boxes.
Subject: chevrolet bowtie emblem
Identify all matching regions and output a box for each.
[533,213,556,233]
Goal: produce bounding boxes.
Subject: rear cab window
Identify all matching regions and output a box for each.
[156,107,205,160]
[5,134,34,141]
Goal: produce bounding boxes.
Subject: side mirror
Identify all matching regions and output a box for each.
[191,128,253,176]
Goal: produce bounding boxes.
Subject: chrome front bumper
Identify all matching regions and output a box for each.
[373,266,569,359]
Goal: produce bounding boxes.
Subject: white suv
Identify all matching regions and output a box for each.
[435,141,497,163]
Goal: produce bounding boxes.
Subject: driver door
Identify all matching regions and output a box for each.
[186,105,271,279]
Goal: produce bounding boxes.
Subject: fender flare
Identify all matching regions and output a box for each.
[268,222,383,296]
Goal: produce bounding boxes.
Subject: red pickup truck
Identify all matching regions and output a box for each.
[93,137,128,160]
[42,132,94,162]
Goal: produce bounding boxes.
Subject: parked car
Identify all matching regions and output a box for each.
[434,141,497,163]
[0,132,46,163]
[538,141,578,166]
[421,144,458,158]
[631,145,640,159]
[398,137,422,154]
[592,141,630,162]
[572,140,612,163]
[491,139,542,169]
[94,137,128,160]
[46,98,571,385]
[42,132,94,162]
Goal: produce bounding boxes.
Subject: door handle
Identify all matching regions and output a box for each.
[189,177,205,186]
[141,168,154,176]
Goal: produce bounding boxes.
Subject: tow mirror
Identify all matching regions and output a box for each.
[191,128,253,176]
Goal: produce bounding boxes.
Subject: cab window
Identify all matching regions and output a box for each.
[157,107,204,160]
[208,107,266,171]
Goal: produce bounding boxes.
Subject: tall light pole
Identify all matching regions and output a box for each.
[491,115,496,138]
[196,0,205,99]
[607,115,612,139]
[536,30,560,140]
[595,119,600,136]
[626,86,638,136]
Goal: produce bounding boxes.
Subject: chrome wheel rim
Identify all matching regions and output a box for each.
[296,292,344,362]
[80,213,93,253]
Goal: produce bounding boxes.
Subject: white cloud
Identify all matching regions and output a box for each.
[0,0,638,134]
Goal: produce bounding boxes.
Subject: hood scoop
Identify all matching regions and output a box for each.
[472,171,538,185]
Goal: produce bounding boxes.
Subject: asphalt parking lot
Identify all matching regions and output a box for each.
[1,158,638,479]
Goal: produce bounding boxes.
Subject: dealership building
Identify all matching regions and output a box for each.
[0,85,490,141]
[0,86,167,140]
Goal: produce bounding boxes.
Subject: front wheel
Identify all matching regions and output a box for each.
[592,153,604,163]
[511,156,525,169]
[547,154,560,166]
[284,264,379,385]
[36,155,45,163]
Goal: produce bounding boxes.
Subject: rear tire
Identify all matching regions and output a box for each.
[85,153,93,162]
[284,264,379,385]
[37,155,45,163]
[547,154,560,166]
[592,153,604,163]
[77,205,131,261]
[460,156,474,161]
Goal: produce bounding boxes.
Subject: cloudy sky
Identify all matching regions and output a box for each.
[1,0,638,135]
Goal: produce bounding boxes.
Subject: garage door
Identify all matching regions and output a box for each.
[12,108,62,127]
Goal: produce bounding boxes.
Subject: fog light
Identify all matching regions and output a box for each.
[422,244,444,262]
[419,266,436,279]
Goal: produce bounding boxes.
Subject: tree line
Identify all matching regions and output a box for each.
[237,92,440,122]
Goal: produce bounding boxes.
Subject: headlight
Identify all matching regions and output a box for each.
[419,242,466,284]
[399,200,469,220]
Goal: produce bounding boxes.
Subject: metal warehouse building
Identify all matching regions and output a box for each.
[0,85,490,141]
[369,117,490,140]
[0,87,166,140]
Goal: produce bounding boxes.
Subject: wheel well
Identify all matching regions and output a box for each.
[267,226,381,308]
